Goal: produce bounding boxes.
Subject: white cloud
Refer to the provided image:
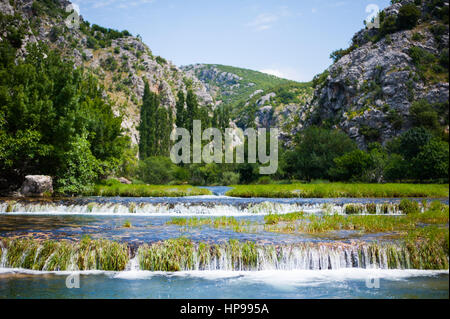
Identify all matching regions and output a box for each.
[260,69,286,78]
[246,6,292,32]
[259,68,306,82]
[246,13,279,31]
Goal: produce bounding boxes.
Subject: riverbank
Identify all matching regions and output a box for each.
[225,183,449,198]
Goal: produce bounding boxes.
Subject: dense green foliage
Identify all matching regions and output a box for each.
[283,127,357,181]
[138,82,172,159]
[0,39,128,194]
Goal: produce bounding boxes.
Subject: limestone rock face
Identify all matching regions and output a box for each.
[19,176,53,197]
[307,0,449,148]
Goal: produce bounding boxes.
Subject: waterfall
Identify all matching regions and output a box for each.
[0,199,406,216]
[1,238,447,272]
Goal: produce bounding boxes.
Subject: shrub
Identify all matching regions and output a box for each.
[380,15,398,36]
[329,150,373,181]
[397,4,421,30]
[256,176,273,185]
[410,99,440,132]
[137,156,177,184]
[221,172,240,186]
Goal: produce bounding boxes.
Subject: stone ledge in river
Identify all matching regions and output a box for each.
[19,175,53,197]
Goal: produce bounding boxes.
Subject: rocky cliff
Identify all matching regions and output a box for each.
[307,0,449,147]
[0,0,213,145]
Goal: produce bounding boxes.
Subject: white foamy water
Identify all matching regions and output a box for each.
[0,200,403,217]
[1,267,447,284]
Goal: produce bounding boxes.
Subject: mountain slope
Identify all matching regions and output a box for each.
[307,0,449,147]
[181,64,295,107]
[0,0,213,145]
[182,64,314,135]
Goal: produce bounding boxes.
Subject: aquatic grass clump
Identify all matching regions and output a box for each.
[138,238,196,271]
[344,204,364,215]
[166,217,253,233]
[5,201,16,213]
[404,227,449,270]
[1,238,129,271]
[86,184,211,197]
[263,204,449,234]
[399,199,420,214]
[264,212,305,225]
[226,183,449,198]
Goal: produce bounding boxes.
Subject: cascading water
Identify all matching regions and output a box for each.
[1,239,438,272]
[0,199,410,216]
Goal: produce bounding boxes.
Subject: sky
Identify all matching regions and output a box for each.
[72,0,391,82]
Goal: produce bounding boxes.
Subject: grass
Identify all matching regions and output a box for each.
[263,203,449,234]
[1,234,448,271]
[167,217,254,233]
[226,183,449,198]
[138,238,261,271]
[404,227,449,269]
[1,237,129,271]
[85,184,212,197]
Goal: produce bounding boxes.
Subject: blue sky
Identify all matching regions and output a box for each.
[72,0,391,82]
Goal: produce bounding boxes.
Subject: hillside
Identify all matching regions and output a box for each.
[306,0,449,147]
[0,0,213,145]
[182,63,314,134]
[181,64,295,107]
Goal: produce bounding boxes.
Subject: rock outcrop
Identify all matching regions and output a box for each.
[19,175,53,197]
[307,0,449,147]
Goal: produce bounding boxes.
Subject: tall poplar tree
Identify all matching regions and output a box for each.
[175,91,186,129]
[138,81,159,159]
[185,89,198,133]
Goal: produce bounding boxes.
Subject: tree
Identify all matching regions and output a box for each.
[138,81,159,159]
[384,154,409,182]
[138,156,177,184]
[54,134,100,195]
[413,139,449,181]
[175,90,186,129]
[155,106,171,156]
[0,41,127,193]
[185,89,198,133]
[284,127,357,181]
[329,150,373,181]
[399,127,433,160]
